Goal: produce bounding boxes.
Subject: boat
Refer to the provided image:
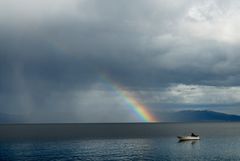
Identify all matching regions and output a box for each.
[177,133,200,141]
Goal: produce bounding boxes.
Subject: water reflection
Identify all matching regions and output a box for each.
[178,140,198,145]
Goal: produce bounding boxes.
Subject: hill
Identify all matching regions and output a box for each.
[161,110,240,122]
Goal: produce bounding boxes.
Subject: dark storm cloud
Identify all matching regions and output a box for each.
[2,0,240,88]
[1,0,240,121]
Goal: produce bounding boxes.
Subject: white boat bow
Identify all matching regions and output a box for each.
[177,136,200,141]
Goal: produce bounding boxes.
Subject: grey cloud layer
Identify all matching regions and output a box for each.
[0,0,240,121]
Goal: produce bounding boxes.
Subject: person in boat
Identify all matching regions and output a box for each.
[191,133,198,137]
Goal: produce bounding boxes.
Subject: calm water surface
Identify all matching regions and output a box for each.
[1,122,240,161]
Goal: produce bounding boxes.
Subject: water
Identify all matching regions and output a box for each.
[1,122,240,161]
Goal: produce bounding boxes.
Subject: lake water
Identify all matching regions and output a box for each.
[1,122,240,161]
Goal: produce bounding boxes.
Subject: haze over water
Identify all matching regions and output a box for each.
[1,122,240,161]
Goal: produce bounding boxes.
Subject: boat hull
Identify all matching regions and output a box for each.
[177,136,200,141]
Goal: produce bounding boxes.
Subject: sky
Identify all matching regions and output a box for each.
[1,0,240,122]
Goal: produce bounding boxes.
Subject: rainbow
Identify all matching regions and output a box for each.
[100,74,158,122]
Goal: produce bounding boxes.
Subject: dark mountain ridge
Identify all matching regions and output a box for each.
[161,110,240,122]
[0,110,240,123]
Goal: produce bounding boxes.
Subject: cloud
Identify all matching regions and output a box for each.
[161,84,240,105]
[183,0,240,44]
[1,0,240,121]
